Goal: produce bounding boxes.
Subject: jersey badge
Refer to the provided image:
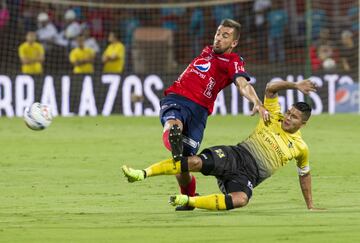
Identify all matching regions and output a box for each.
[214,148,225,158]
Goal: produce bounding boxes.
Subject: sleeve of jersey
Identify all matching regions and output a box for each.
[264,96,281,114]
[230,56,250,82]
[296,145,310,176]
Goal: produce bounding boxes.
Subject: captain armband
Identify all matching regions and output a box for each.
[297,166,310,176]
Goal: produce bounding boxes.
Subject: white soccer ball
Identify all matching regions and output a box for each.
[322,58,336,70]
[24,103,53,131]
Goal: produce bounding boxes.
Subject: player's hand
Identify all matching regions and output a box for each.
[307,204,326,211]
[251,103,270,124]
[308,207,326,211]
[296,79,317,95]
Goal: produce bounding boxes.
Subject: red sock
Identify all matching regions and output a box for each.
[162,130,171,151]
[180,175,196,197]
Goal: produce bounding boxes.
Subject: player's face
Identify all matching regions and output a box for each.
[213,25,238,54]
[26,32,36,43]
[108,32,115,43]
[77,36,85,47]
[281,106,306,133]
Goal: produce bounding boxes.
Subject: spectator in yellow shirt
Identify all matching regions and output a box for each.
[69,35,95,74]
[102,31,125,73]
[18,31,45,74]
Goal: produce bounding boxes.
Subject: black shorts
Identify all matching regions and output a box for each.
[199,145,259,199]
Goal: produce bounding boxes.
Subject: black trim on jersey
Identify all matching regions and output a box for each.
[233,72,250,82]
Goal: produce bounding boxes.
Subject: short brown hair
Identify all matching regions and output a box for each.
[293,102,312,121]
[220,19,241,41]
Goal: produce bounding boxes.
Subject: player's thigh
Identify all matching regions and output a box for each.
[159,99,186,127]
[182,121,205,156]
[181,102,207,156]
[199,145,238,176]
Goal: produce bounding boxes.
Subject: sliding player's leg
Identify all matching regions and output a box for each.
[168,191,248,211]
[122,155,203,182]
[168,145,254,210]
[169,178,251,210]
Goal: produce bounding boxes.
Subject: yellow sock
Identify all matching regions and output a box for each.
[188,194,229,210]
[144,158,181,177]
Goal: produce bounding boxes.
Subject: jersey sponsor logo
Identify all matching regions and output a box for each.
[190,68,206,79]
[258,129,286,160]
[194,58,211,72]
[203,77,216,98]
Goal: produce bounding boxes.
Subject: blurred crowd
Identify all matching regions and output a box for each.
[0,0,358,75]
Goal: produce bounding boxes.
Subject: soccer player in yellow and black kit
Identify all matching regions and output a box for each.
[18,31,45,74]
[102,31,125,73]
[122,79,323,211]
[69,35,95,74]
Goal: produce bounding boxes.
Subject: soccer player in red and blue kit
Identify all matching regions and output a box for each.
[160,19,269,210]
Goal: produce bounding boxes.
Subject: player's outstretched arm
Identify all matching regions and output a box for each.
[299,173,314,209]
[299,173,325,211]
[265,79,317,99]
[235,76,270,122]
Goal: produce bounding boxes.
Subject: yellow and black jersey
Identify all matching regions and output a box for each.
[18,42,44,74]
[69,47,95,74]
[240,96,310,181]
[102,42,125,73]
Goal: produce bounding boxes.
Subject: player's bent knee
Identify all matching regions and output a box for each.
[164,119,183,131]
[188,156,203,172]
[230,191,249,208]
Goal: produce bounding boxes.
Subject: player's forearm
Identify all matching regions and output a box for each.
[265,81,297,96]
[74,59,94,65]
[108,55,120,61]
[21,58,31,64]
[22,59,38,65]
[241,84,262,105]
[236,77,262,105]
[299,173,314,209]
[36,56,45,63]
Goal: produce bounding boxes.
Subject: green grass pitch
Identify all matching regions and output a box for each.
[1,114,359,242]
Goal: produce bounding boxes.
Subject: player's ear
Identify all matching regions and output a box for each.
[231,40,238,48]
